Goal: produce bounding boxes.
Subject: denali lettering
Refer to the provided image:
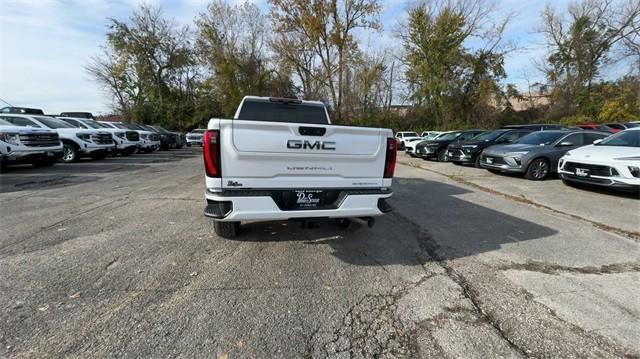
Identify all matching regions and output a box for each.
[287,140,336,150]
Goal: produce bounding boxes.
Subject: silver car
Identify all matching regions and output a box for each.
[479,130,609,180]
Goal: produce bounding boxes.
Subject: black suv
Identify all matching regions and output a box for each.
[144,125,179,150]
[415,129,486,161]
[446,129,533,167]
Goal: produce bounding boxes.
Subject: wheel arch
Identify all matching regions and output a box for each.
[60,138,80,149]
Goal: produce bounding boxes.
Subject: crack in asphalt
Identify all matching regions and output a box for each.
[392,210,637,358]
[391,211,531,358]
[310,292,413,359]
[498,260,640,275]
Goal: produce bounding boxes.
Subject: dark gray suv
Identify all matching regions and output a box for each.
[479,130,609,180]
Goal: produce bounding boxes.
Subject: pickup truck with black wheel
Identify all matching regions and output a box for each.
[203,96,396,238]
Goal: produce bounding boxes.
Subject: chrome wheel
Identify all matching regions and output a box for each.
[62,144,76,162]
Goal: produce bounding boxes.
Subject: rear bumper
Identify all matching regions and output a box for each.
[204,189,393,221]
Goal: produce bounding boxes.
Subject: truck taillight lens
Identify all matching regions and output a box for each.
[384,137,397,178]
[203,130,221,177]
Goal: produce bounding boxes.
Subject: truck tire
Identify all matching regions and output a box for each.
[213,221,239,238]
[61,143,79,163]
[473,155,481,168]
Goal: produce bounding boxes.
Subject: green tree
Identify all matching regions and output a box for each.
[399,0,511,128]
[540,0,640,118]
[87,4,204,129]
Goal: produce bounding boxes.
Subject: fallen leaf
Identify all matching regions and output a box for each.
[190,271,198,277]
[218,353,228,359]
[69,292,81,299]
[38,305,49,311]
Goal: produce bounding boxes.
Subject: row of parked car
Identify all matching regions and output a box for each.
[395,122,640,193]
[0,107,189,170]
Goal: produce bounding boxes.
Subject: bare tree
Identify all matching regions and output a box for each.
[269,0,382,121]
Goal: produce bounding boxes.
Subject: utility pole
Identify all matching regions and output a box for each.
[387,59,395,111]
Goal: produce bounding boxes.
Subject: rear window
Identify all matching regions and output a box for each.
[237,101,329,125]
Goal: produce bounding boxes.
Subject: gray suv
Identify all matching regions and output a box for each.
[479,130,609,180]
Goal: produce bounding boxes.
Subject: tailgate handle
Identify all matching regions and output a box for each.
[298,126,326,136]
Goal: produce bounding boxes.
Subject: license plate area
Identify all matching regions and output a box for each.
[575,168,590,177]
[272,189,341,211]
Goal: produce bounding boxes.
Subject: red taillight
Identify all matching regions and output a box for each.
[384,137,397,178]
[203,130,221,177]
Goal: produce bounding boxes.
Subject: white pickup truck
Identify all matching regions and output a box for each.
[203,96,396,238]
[0,118,63,169]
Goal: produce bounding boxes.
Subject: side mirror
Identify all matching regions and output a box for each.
[593,139,603,144]
[557,141,574,147]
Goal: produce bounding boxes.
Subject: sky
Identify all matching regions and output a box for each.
[0,0,581,115]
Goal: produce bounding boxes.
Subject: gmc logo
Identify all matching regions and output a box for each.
[287,140,336,150]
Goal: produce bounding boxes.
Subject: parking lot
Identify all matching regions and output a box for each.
[1,149,639,358]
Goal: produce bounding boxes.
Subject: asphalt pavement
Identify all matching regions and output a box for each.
[1,149,638,358]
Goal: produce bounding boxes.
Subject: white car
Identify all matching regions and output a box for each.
[405,132,443,157]
[186,129,205,146]
[0,118,63,169]
[1,114,115,162]
[204,96,395,238]
[395,131,421,150]
[558,128,639,192]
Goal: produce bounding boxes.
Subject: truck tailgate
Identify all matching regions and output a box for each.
[220,120,388,189]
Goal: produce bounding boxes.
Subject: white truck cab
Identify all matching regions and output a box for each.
[1,114,115,162]
[203,96,396,238]
[0,118,63,169]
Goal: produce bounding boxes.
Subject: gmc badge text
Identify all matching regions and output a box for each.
[287,140,336,150]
